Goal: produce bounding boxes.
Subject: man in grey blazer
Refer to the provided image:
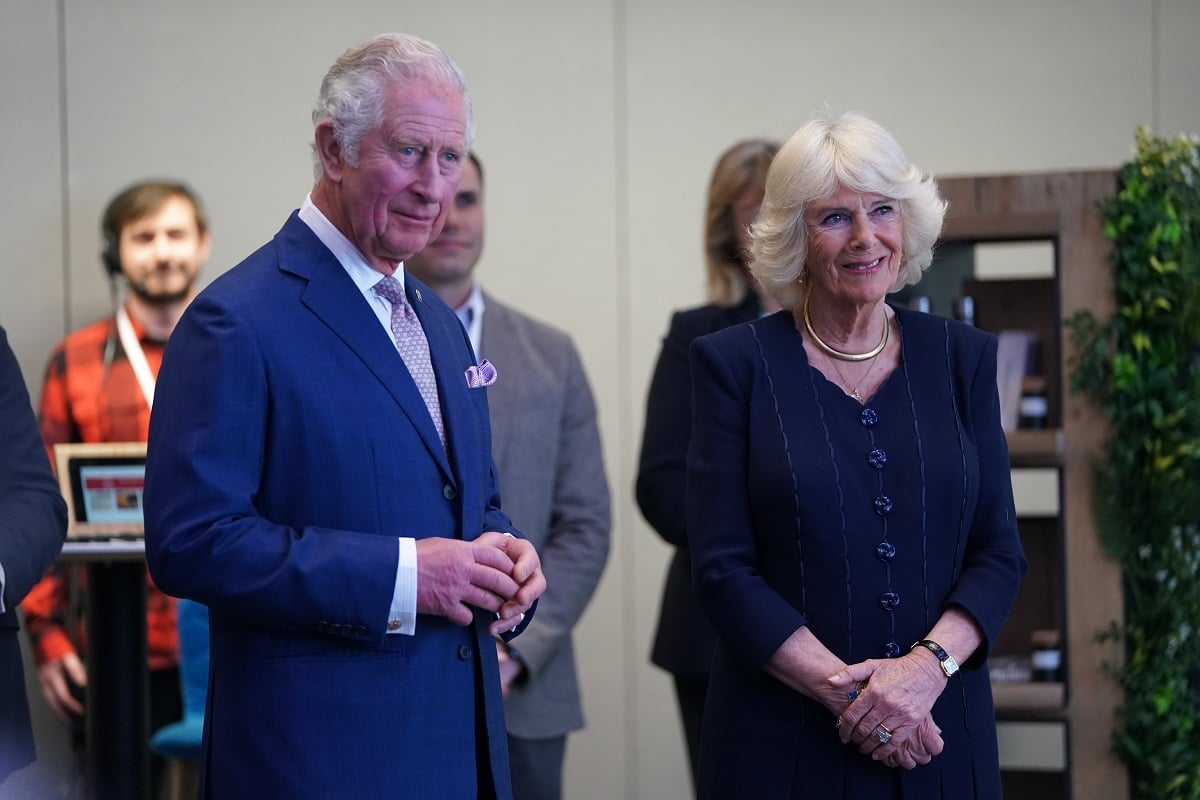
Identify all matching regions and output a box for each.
[406,153,611,800]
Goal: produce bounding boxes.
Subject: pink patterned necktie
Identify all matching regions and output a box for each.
[373,275,445,446]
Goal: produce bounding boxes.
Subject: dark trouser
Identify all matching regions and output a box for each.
[147,666,183,798]
[68,665,182,800]
[673,672,709,791]
[506,733,566,800]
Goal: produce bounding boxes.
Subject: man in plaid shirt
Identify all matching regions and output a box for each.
[22,180,210,793]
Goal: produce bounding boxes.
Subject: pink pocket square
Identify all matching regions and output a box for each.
[465,359,497,388]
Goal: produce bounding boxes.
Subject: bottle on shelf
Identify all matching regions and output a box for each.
[953,295,975,327]
[1031,629,1063,683]
[1019,376,1049,430]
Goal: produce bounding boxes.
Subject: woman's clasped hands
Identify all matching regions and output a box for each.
[827,654,946,770]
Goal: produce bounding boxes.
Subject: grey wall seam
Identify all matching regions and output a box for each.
[611,0,638,796]
[56,0,70,337]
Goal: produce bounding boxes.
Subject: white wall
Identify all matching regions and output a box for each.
[2,1,1198,797]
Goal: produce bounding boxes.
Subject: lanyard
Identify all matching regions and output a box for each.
[115,305,155,411]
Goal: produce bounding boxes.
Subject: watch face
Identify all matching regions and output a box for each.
[942,655,960,676]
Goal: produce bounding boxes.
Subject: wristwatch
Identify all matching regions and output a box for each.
[911,639,959,677]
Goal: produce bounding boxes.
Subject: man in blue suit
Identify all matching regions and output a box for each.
[143,33,545,799]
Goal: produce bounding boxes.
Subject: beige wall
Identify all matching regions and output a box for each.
[3,1,1198,797]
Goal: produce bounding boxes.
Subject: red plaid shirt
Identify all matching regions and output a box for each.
[21,310,179,671]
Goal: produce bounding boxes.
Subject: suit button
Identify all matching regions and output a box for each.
[316,621,329,632]
[442,484,457,501]
[458,645,472,660]
[355,625,367,637]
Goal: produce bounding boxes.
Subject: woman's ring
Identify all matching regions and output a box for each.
[875,725,893,744]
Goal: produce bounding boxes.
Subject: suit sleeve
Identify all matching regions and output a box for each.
[20,342,79,664]
[507,337,609,670]
[143,295,399,640]
[945,334,1028,667]
[635,312,694,547]
[686,332,808,673]
[0,328,67,614]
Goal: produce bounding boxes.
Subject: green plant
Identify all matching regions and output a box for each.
[1068,127,1200,800]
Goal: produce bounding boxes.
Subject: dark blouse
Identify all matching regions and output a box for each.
[636,294,760,674]
[687,305,1027,799]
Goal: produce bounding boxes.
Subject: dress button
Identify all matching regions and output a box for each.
[879,591,901,610]
[874,495,893,515]
[442,484,457,501]
[868,448,888,469]
[457,645,473,660]
[860,408,878,427]
[882,641,902,658]
[875,542,896,561]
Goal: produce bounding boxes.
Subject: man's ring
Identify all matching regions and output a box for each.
[875,725,893,744]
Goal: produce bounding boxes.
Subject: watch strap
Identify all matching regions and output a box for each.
[910,639,958,676]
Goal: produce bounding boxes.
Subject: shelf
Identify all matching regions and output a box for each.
[992,680,1065,711]
[1006,428,1064,467]
[937,169,1125,800]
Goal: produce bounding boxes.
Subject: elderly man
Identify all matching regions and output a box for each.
[143,33,544,799]
[407,152,611,800]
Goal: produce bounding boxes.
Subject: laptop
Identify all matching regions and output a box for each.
[54,442,148,540]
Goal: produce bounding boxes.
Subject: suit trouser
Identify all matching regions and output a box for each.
[506,734,566,800]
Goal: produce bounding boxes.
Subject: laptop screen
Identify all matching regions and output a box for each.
[54,442,147,539]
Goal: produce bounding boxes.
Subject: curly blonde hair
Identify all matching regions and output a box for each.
[750,111,946,311]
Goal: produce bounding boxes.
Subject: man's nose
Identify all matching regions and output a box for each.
[153,234,172,260]
[411,156,444,199]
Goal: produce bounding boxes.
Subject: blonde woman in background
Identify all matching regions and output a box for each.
[635,138,779,787]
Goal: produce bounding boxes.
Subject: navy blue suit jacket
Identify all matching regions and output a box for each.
[0,326,67,781]
[145,213,530,799]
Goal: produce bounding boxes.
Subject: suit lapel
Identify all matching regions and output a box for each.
[476,298,515,463]
[276,216,451,474]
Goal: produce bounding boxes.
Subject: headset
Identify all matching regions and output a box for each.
[101,227,122,280]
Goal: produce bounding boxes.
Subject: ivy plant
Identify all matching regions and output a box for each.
[1068,127,1200,800]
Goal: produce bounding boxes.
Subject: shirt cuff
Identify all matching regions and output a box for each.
[387,538,417,636]
[0,561,6,614]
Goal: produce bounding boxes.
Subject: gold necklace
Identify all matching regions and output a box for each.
[803,295,889,362]
[825,350,881,404]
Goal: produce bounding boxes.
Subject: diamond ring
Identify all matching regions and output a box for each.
[875,725,893,745]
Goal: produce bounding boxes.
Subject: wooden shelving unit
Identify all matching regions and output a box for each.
[1006,429,1065,468]
[992,680,1066,711]
[934,170,1127,800]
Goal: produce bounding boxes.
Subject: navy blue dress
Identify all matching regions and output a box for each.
[687,305,1027,799]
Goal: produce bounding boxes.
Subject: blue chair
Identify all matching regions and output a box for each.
[150,599,209,760]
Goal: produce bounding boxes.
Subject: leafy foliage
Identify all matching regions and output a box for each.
[1068,127,1200,799]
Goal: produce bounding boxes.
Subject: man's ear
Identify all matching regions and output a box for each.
[196,229,213,267]
[314,121,345,181]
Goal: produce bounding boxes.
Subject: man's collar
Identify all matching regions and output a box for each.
[298,193,404,293]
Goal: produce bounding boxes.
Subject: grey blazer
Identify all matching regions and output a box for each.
[479,293,611,739]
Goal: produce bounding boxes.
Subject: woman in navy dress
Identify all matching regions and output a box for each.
[687,111,1027,799]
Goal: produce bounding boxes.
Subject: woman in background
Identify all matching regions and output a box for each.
[635,138,778,786]
[687,111,1026,798]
